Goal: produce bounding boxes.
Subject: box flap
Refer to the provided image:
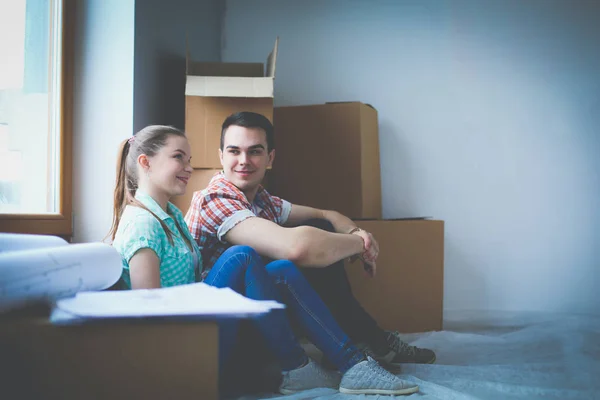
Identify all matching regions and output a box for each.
[186,76,274,98]
[186,37,277,78]
[325,101,376,110]
[266,37,279,78]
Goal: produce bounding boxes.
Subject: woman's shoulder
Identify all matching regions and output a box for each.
[124,205,163,224]
[115,206,165,242]
[113,206,169,260]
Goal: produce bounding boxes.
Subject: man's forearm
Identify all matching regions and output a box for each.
[225,216,364,268]
[321,209,358,234]
[291,226,364,267]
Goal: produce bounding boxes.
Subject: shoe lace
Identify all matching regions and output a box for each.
[388,331,417,356]
[365,356,397,382]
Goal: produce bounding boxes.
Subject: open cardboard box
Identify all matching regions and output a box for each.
[185,38,278,168]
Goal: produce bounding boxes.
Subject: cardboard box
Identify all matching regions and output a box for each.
[185,39,278,168]
[0,318,218,400]
[172,169,272,215]
[344,219,444,333]
[271,102,382,219]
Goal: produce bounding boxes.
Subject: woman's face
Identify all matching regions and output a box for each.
[142,135,193,199]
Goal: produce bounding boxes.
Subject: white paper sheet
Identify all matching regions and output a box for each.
[56,282,285,319]
[0,233,68,253]
[0,242,122,312]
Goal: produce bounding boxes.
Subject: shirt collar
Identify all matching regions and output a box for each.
[134,189,171,221]
[215,171,267,205]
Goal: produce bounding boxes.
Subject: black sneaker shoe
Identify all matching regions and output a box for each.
[362,331,436,372]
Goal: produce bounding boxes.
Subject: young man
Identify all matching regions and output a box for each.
[185,112,435,370]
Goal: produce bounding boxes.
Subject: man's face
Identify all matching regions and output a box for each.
[219,125,274,194]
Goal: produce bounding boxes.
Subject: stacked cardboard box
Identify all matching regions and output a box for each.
[271,103,444,333]
[271,102,382,219]
[344,219,444,333]
[175,39,278,214]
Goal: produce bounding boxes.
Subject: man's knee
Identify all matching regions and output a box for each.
[301,218,335,233]
[223,245,261,262]
[219,245,263,274]
[265,259,302,279]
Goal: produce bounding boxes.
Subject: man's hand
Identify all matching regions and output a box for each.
[351,229,379,278]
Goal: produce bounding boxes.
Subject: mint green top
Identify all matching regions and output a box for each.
[112,190,202,288]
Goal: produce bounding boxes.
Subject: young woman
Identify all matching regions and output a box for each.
[108,125,418,396]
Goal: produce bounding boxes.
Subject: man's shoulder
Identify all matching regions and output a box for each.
[256,186,281,203]
[255,187,290,215]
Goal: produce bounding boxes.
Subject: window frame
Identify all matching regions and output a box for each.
[0,0,74,238]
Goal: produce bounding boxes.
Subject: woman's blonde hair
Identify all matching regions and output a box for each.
[107,125,187,244]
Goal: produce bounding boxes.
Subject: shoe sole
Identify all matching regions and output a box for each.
[279,387,338,395]
[279,388,300,395]
[339,385,419,395]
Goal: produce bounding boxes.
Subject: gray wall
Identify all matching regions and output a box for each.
[72,0,135,244]
[73,0,222,243]
[133,0,223,131]
[222,0,600,315]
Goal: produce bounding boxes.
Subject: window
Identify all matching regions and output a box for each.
[0,0,73,236]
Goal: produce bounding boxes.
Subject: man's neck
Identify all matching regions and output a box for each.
[220,173,261,203]
[242,186,260,203]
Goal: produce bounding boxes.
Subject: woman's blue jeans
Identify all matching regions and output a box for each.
[204,245,364,373]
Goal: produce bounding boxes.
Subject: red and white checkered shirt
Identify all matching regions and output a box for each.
[184,171,291,270]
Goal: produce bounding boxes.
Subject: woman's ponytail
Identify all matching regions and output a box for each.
[106,139,133,242]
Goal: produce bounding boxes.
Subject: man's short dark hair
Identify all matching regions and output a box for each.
[220,111,275,151]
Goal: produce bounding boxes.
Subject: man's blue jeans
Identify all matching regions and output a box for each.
[204,245,364,373]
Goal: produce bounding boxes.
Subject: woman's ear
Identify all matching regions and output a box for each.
[137,153,150,171]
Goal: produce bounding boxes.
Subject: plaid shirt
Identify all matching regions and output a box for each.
[185,171,291,270]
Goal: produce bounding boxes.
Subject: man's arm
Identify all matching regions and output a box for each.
[285,204,356,233]
[285,204,379,267]
[224,216,365,268]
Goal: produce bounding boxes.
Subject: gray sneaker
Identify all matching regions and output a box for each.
[339,356,419,395]
[279,358,341,394]
[360,331,436,372]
